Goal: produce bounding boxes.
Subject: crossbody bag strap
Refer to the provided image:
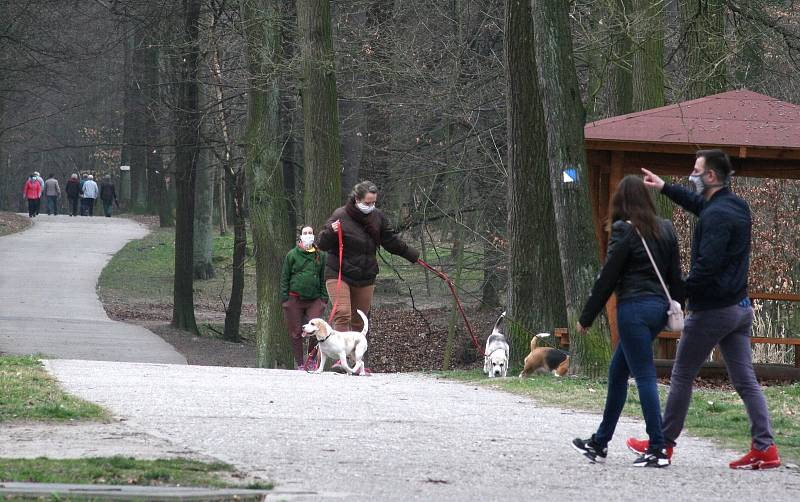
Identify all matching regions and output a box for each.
[626,221,673,303]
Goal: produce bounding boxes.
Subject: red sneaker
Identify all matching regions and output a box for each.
[729,443,781,470]
[626,438,673,460]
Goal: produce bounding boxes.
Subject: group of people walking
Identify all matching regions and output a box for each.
[280,180,419,372]
[572,149,781,470]
[23,172,118,218]
[277,152,780,471]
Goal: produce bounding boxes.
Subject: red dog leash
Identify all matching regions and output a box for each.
[304,230,483,371]
[417,258,483,354]
[327,222,344,324]
[303,222,343,370]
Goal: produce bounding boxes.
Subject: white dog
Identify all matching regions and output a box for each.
[483,311,510,378]
[302,309,369,375]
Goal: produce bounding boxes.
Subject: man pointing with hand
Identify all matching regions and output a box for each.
[627,149,781,470]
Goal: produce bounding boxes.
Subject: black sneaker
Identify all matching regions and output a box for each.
[572,436,607,463]
[633,446,670,468]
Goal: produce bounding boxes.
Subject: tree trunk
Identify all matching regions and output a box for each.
[340,99,364,198]
[124,28,149,213]
[242,0,294,368]
[533,0,610,377]
[297,0,342,228]
[278,12,300,233]
[358,0,393,191]
[282,127,298,232]
[442,221,465,371]
[734,16,763,89]
[680,0,727,99]
[194,147,215,279]
[481,234,502,310]
[209,46,231,235]
[121,24,149,211]
[143,41,166,219]
[157,171,174,227]
[194,65,215,281]
[632,0,671,219]
[216,168,228,235]
[610,0,634,116]
[171,0,202,334]
[632,0,665,111]
[223,167,246,342]
[505,0,566,368]
[0,96,4,209]
[335,11,366,198]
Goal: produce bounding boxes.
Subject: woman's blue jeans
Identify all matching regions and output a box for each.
[594,295,668,450]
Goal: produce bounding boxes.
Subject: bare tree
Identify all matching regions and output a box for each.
[171,0,203,333]
[242,0,293,367]
[504,0,566,366]
[533,0,609,376]
[297,0,342,228]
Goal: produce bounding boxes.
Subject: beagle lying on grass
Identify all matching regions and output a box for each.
[519,333,570,377]
[484,312,510,378]
[302,310,369,375]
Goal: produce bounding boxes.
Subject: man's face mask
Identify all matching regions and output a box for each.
[688,171,707,194]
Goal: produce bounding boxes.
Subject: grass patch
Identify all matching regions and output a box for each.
[0,212,31,237]
[97,227,258,308]
[442,370,800,463]
[97,224,484,316]
[0,456,272,490]
[0,356,107,422]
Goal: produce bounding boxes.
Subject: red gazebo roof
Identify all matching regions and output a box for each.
[584,89,800,152]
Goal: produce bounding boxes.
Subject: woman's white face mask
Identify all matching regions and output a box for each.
[300,234,315,247]
[356,201,375,214]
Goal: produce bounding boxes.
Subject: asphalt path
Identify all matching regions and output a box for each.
[0,215,185,363]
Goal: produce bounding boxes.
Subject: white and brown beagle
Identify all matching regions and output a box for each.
[302,309,369,375]
[484,312,510,378]
[519,333,570,378]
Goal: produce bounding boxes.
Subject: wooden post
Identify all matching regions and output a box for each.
[606,151,625,348]
[598,171,610,259]
[588,154,605,254]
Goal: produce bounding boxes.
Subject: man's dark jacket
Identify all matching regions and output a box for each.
[662,184,751,311]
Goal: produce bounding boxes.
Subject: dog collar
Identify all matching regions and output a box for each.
[318,332,334,343]
[485,348,504,357]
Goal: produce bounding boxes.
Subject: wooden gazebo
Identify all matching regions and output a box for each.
[583,89,800,373]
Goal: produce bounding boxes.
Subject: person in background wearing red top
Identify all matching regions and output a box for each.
[23,173,43,218]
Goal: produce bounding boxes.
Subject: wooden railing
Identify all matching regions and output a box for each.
[554,291,800,369]
[749,292,800,302]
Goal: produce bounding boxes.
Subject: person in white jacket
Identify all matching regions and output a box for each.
[33,171,45,216]
[81,174,99,216]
